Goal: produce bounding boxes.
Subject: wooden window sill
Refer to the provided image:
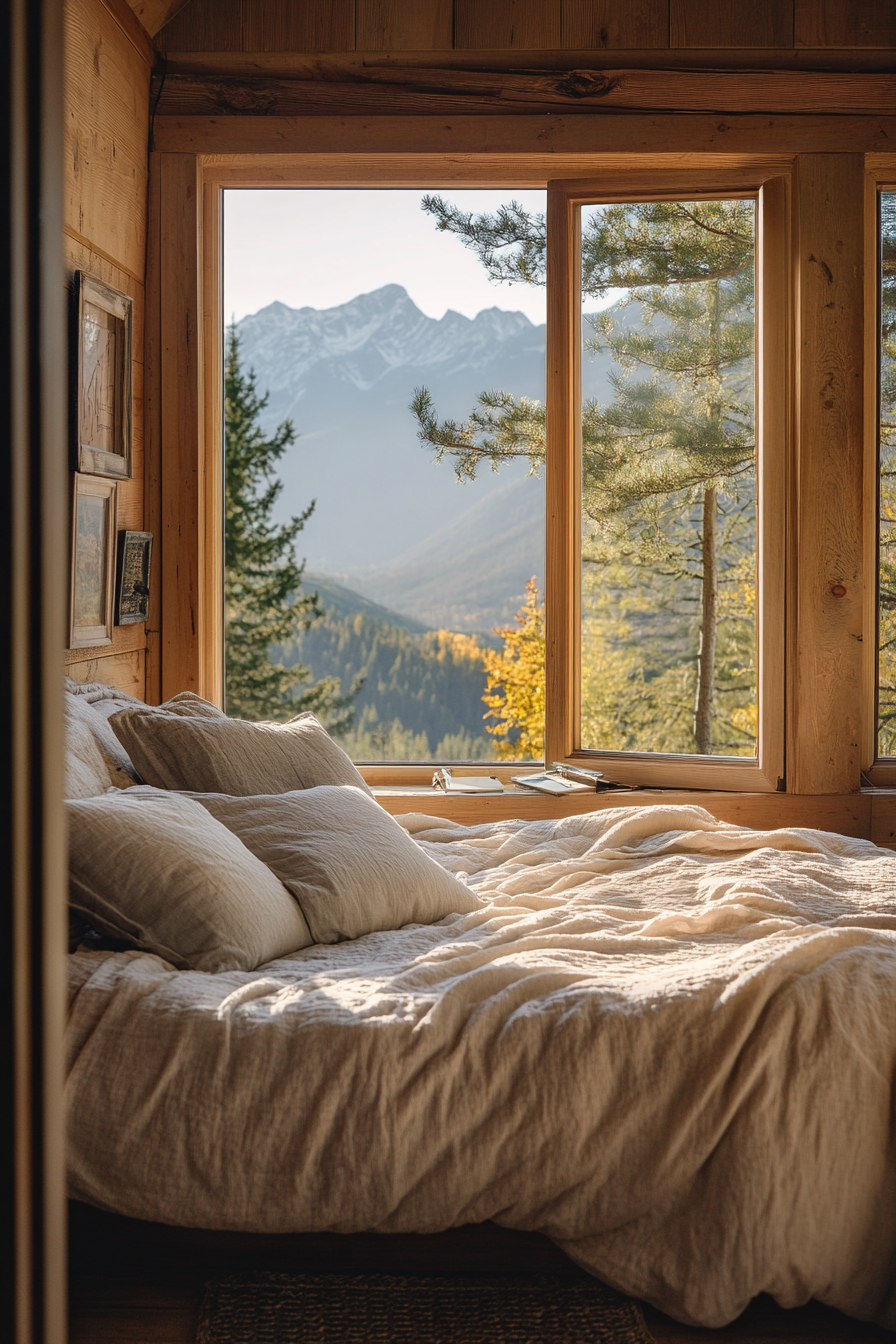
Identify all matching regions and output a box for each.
[373,786,896,848]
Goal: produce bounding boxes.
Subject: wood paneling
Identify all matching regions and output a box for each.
[65,649,147,696]
[125,0,193,38]
[154,113,896,157]
[65,0,150,278]
[561,0,668,49]
[157,0,355,51]
[102,0,157,63]
[157,0,241,50]
[150,0,896,54]
[64,0,149,695]
[155,69,896,118]
[356,0,453,51]
[671,0,794,49]
[795,0,896,48]
[455,0,561,50]
[789,154,865,794]
[871,793,896,848]
[242,0,355,52]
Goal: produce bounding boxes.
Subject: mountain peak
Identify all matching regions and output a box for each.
[236,286,544,393]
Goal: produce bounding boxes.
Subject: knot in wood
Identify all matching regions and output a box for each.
[830,584,847,597]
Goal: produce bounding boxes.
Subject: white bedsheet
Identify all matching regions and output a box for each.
[65,804,896,1329]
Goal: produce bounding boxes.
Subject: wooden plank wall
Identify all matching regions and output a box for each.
[63,0,152,698]
[156,0,896,51]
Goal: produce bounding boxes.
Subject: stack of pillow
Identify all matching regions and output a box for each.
[65,685,477,973]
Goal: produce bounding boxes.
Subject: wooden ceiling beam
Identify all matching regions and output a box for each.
[152,112,896,156]
[153,68,895,118]
[160,48,896,76]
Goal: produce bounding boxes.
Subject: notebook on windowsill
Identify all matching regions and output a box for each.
[432,769,504,794]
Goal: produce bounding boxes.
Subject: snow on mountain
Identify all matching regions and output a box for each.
[237,285,540,399]
[233,286,616,627]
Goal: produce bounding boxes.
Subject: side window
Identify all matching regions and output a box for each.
[545,177,787,792]
[575,198,758,761]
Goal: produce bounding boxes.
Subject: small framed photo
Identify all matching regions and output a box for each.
[70,474,117,649]
[73,270,133,479]
[115,531,153,626]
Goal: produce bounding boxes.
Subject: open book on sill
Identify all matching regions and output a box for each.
[512,765,634,796]
[432,769,504,794]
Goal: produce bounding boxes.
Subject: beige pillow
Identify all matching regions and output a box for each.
[155,691,226,720]
[67,791,313,972]
[64,694,127,799]
[110,709,373,797]
[178,784,479,945]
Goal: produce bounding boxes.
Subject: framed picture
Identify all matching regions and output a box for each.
[70,474,117,649]
[73,270,133,479]
[115,530,153,626]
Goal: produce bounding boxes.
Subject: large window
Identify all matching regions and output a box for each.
[545,175,786,791]
[222,189,548,764]
[219,174,785,789]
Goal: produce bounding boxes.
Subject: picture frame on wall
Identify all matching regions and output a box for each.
[72,270,133,479]
[70,473,117,650]
[115,530,153,626]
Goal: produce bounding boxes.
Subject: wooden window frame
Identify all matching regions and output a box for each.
[864,166,896,787]
[147,143,891,800]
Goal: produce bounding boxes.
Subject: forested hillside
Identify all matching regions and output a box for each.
[277,589,497,760]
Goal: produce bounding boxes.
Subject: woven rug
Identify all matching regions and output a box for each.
[196,1272,655,1343]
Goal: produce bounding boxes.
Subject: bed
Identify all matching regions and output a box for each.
[63,681,896,1332]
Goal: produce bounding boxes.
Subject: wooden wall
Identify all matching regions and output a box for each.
[155,0,896,53]
[64,0,152,698]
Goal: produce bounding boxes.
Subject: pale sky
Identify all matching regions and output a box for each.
[223,188,552,324]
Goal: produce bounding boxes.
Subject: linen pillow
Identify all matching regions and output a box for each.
[109,708,373,797]
[64,693,127,799]
[67,791,313,972]
[175,784,479,944]
[153,691,227,720]
[64,684,224,793]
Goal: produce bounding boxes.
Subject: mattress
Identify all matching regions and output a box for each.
[65,804,896,1329]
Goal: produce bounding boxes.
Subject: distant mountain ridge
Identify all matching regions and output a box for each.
[238,285,541,400]
[236,285,615,627]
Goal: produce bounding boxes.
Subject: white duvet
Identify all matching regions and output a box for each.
[65,804,896,1329]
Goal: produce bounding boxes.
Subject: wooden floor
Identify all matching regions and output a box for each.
[68,1204,893,1343]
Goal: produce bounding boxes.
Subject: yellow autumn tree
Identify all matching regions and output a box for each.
[482,578,545,760]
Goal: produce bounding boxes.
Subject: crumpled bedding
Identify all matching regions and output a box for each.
[65,804,896,1330]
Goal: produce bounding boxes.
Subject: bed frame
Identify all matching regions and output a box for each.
[68,1199,582,1280]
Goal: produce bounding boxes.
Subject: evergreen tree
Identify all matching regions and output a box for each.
[413,197,756,755]
[225,324,357,727]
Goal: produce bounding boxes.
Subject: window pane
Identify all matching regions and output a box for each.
[879,192,896,756]
[578,198,757,758]
[223,189,546,762]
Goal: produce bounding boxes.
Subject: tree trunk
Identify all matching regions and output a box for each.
[694,483,717,754]
[694,278,722,755]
